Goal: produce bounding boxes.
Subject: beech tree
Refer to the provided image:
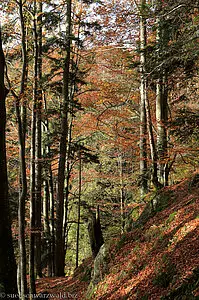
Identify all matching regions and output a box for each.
[138,0,149,196]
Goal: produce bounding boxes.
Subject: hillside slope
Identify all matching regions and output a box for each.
[36,175,199,299]
[89,175,199,299]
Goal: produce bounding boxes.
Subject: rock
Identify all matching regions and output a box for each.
[133,190,173,229]
[86,243,110,299]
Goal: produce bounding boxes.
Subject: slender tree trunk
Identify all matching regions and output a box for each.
[63,182,69,258]
[19,0,28,141]
[43,92,55,277]
[118,154,125,234]
[63,108,73,261]
[156,78,167,184]
[43,179,52,276]
[139,0,148,197]
[29,150,36,298]
[76,149,82,268]
[29,0,38,294]
[145,90,161,188]
[49,172,55,276]
[156,13,168,186]
[0,27,18,296]
[6,1,28,295]
[55,0,72,276]
[43,94,55,277]
[29,77,36,296]
[16,2,28,297]
[18,161,28,300]
[35,0,43,278]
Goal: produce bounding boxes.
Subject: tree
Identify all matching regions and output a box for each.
[76,148,82,268]
[0,26,18,295]
[5,1,29,296]
[34,0,43,279]
[155,1,168,186]
[139,0,148,196]
[55,0,72,276]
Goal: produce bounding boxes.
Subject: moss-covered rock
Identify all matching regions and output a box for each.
[132,190,173,229]
[86,243,110,299]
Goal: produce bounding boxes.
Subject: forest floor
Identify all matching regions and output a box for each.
[36,257,93,299]
[36,175,199,299]
[36,274,89,299]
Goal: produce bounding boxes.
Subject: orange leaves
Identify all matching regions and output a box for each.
[73,112,98,138]
[91,176,199,299]
[76,45,140,155]
[32,175,199,299]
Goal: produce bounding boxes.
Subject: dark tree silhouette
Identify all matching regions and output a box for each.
[0,27,18,295]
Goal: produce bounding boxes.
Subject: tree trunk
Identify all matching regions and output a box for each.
[35,0,43,278]
[29,70,36,297]
[76,149,82,268]
[19,0,28,142]
[0,27,18,295]
[29,0,38,294]
[55,0,72,277]
[43,179,52,277]
[156,14,168,186]
[15,2,28,297]
[49,172,55,276]
[63,90,74,262]
[118,154,125,234]
[43,92,55,277]
[139,0,148,197]
[145,89,161,189]
[6,1,28,294]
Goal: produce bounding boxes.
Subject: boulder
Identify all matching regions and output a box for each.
[86,243,110,299]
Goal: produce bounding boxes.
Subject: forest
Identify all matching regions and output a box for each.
[1,0,199,299]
